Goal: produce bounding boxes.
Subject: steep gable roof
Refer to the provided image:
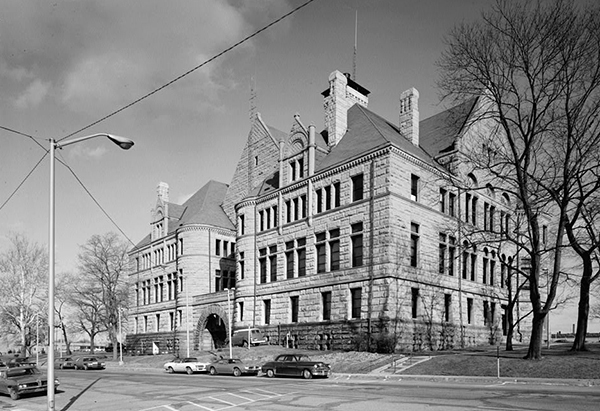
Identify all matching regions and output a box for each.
[315,104,437,172]
[420,97,479,158]
[133,180,233,250]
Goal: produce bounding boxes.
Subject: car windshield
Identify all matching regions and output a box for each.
[7,367,39,377]
[184,358,198,362]
[297,355,312,361]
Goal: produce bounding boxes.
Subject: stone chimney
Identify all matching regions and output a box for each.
[399,88,419,146]
[322,70,369,148]
[157,182,169,202]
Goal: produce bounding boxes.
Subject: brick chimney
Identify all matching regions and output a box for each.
[399,88,419,146]
[157,181,169,202]
[322,70,369,148]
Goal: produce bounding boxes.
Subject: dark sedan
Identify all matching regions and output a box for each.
[261,354,331,379]
[0,365,59,400]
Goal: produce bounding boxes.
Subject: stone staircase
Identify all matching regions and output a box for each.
[371,354,431,374]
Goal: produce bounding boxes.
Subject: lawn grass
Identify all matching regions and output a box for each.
[399,342,600,379]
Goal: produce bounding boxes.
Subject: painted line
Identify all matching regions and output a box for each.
[185,400,216,410]
[208,396,237,406]
[227,393,254,402]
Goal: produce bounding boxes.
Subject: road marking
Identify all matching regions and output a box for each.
[227,393,254,402]
[208,396,237,406]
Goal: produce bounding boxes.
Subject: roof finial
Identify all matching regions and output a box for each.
[249,75,257,122]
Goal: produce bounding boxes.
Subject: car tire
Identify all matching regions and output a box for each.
[242,340,248,348]
[186,367,193,375]
[233,367,242,377]
[167,367,174,374]
[60,364,64,370]
[209,367,217,376]
[74,365,78,370]
[302,369,313,380]
[266,369,275,378]
[9,388,19,400]
[83,365,89,370]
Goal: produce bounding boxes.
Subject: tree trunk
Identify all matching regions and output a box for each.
[505,307,514,351]
[524,312,546,359]
[61,325,72,356]
[571,272,591,351]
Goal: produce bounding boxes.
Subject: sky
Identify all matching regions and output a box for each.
[1,0,597,335]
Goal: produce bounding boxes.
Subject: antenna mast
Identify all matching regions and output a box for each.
[249,76,257,122]
[353,10,357,81]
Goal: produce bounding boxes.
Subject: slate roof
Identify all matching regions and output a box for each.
[420,98,479,157]
[315,104,439,172]
[132,180,232,250]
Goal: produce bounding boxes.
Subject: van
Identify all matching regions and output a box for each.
[231,328,267,347]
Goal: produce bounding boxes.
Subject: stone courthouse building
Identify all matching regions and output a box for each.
[126,70,522,354]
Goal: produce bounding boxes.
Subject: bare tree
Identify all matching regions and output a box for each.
[0,233,47,356]
[55,272,78,355]
[70,281,106,353]
[437,0,600,359]
[77,232,129,360]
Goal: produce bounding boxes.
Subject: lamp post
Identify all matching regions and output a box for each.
[47,133,133,411]
[225,287,235,359]
[118,308,124,366]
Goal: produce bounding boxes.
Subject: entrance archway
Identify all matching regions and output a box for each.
[195,304,230,351]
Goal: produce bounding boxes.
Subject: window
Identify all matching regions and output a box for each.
[411,288,419,318]
[483,301,490,326]
[238,302,244,321]
[322,291,332,321]
[448,236,456,276]
[440,188,447,213]
[301,195,307,218]
[263,300,271,325]
[316,188,323,213]
[155,314,160,332]
[444,294,451,322]
[482,249,489,284]
[259,248,267,284]
[298,238,306,277]
[465,193,471,222]
[316,230,340,273]
[316,232,327,273]
[286,241,295,279]
[351,288,362,319]
[169,312,175,331]
[224,241,229,257]
[215,269,222,292]
[239,252,245,280]
[352,174,364,201]
[269,246,277,282]
[470,251,477,281]
[325,186,332,210]
[239,214,245,235]
[334,182,341,207]
[471,196,478,225]
[329,229,340,271]
[410,223,419,267]
[449,193,456,217]
[439,234,447,274]
[215,239,221,256]
[490,259,496,286]
[467,298,473,324]
[290,296,299,323]
[410,174,419,201]
[351,222,364,267]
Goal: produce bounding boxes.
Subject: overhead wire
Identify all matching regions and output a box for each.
[56,151,137,247]
[57,0,318,143]
[2,0,318,246]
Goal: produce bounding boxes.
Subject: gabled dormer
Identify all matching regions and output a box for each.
[151,182,170,241]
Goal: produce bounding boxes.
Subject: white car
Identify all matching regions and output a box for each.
[164,357,210,375]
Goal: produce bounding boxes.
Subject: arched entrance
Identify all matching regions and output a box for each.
[195,304,230,351]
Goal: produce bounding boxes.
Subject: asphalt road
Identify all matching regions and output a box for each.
[2,368,599,411]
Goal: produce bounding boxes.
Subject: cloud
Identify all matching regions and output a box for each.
[68,144,108,159]
[14,78,51,108]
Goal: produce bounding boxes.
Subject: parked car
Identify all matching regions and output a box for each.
[54,356,77,369]
[231,328,267,347]
[0,365,59,400]
[208,358,261,377]
[74,356,105,370]
[261,354,331,379]
[0,356,36,368]
[164,357,210,375]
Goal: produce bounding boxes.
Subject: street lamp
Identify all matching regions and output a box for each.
[118,308,124,366]
[47,133,133,411]
[225,288,235,359]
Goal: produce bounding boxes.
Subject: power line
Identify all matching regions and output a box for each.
[0,152,48,213]
[58,0,318,143]
[57,153,136,247]
[0,125,46,151]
